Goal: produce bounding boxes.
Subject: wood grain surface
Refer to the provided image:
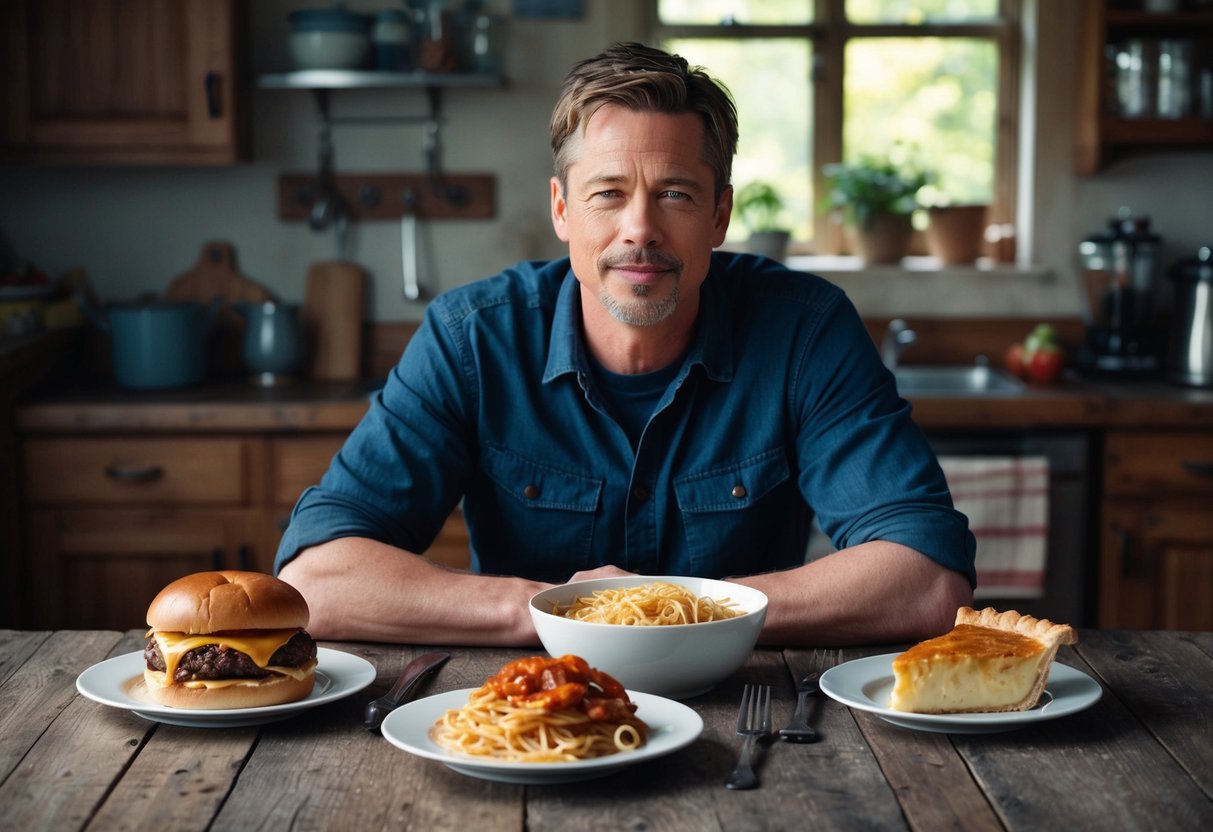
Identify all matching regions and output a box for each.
[2,629,1211,830]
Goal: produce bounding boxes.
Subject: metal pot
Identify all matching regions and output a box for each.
[103,300,212,389]
[235,300,303,386]
[1166,246,1213,388]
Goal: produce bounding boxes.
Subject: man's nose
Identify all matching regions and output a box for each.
[619,197,662,248]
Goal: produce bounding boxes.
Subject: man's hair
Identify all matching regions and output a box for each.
[550,42,738,202]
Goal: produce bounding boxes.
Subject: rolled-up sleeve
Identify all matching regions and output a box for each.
[274,306,473,574]
[793,294,977,586]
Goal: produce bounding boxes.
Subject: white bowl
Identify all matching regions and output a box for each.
[529,576,768,700]
[289,31,370,71]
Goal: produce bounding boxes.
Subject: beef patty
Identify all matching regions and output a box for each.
[144,631,317,682]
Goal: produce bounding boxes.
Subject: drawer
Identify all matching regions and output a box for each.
[22,437,255,505]
[272,435,347,506]
[1105,431,1213,496]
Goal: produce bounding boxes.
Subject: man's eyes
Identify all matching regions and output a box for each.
[591,189,690,200]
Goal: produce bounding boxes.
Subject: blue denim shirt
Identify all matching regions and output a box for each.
[275,252,976,585]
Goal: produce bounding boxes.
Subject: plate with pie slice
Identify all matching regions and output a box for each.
[820,654,1102,734]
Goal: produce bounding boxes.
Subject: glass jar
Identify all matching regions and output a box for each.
[372,10,411,71]
[1156,39,1193,119]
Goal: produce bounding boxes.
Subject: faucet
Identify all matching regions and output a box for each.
[881,318,917,369]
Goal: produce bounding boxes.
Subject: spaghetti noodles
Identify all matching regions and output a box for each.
[553,581,743,625]
[430,655,648,763]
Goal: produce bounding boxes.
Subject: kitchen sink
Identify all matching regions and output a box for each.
[893,364,1027,396]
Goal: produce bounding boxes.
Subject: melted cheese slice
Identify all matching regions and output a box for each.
[152,628,301,683]
[889,624,1046,713]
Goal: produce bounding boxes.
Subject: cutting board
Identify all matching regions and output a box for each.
[302,261,366,381]
[164,242,274,378]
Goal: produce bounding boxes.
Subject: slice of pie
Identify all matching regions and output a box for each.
[888,606,1078,714]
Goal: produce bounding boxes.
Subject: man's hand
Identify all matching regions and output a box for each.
[567,564,635,583]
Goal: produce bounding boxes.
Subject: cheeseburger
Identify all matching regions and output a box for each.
[143,570,318,709]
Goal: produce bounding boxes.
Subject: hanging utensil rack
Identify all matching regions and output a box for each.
[259,70,500,221]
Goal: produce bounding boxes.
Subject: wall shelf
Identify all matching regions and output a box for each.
[257,70,504,223]
[258,70,504,92]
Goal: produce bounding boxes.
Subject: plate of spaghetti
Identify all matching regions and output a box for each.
[380,655,703,784]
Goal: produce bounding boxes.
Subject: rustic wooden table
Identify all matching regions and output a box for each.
[1,628,1210,830]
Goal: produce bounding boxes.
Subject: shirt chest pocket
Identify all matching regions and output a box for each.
[673,449,795,575]
[477,443,603,580]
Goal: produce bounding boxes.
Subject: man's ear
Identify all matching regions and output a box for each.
[712,185,733,249]
[551,177,570,242]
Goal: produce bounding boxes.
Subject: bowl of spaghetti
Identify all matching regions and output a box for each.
[529,576,767,699]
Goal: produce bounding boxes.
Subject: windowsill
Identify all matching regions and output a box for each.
[786,255,1049,279]
[782,256,1078,317]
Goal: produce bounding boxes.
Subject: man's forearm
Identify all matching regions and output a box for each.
[278,537,553,646]
[732,541,973,647]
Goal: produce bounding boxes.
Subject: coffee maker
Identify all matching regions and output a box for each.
[1076,208,1163,377]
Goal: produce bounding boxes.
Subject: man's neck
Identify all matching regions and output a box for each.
[579,285,698,375]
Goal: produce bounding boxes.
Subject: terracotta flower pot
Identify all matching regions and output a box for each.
[849,212,914,265]
[747,230,791,261]
[926,204,989,265]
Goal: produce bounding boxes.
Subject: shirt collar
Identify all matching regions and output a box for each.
[542,254,736,384]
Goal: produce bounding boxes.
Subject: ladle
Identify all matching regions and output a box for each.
[402,186,421,300]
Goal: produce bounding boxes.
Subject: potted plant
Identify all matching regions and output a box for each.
[821,154,931,265]
[734,180,791,261]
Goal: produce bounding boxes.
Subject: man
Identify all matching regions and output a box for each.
[276,43,975,647]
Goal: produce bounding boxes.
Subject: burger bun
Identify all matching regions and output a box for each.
[147,570,309,634]
[143,664,316,710]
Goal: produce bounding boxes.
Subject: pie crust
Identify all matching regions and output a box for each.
[889,606,1078,714]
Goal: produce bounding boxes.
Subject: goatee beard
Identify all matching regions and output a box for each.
[597,248,683,327]
[600,283,680,326]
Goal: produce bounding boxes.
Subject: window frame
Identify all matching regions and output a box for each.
[649,0,1022,256]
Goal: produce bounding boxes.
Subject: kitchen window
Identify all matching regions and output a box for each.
[651,0,1021,256]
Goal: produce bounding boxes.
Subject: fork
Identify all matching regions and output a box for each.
[725,683,771,790]
[778,672,820,743]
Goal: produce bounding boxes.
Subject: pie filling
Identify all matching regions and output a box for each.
[888,608,1076,714]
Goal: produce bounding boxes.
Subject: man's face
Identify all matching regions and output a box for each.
[551,105,732,328]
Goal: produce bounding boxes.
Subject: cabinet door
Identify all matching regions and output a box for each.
[1100,498,1213,629]
[1160,544,1213,631]
[27,507,262,630]
[2,0,247,164]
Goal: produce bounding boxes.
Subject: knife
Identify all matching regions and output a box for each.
[363,651,451,732]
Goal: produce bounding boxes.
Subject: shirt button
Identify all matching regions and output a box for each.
[523,484,540,499]
[731,484,747,499]
[632,487,650,502]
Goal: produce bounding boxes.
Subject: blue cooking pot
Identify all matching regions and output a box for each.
[104,300,213,389]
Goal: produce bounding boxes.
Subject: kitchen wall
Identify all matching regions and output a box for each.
[1,1,1210,325]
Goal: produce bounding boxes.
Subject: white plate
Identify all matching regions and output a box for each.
[819,653,1102,734]
[76,647,376,728]
[381,688,704,784]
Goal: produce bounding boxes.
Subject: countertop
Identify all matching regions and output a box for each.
[8,323,1213,433]
[13,373,1213,433]
[3,628,1210,830]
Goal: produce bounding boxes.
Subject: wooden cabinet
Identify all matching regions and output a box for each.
[267,435,470,570]
[1,0,248,165]
[18,420,471,630]
[1075,0,1213,174]
[1099,430,1213,630]
[21,435,269,630]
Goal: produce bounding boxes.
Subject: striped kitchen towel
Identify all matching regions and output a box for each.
[939,456,1049,599]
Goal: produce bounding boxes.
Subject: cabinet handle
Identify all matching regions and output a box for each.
[1181,460,1213,479]
[104,464,164,483]
[211,548,223,570]
[204,71,221,118]
[238,545,251,571]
